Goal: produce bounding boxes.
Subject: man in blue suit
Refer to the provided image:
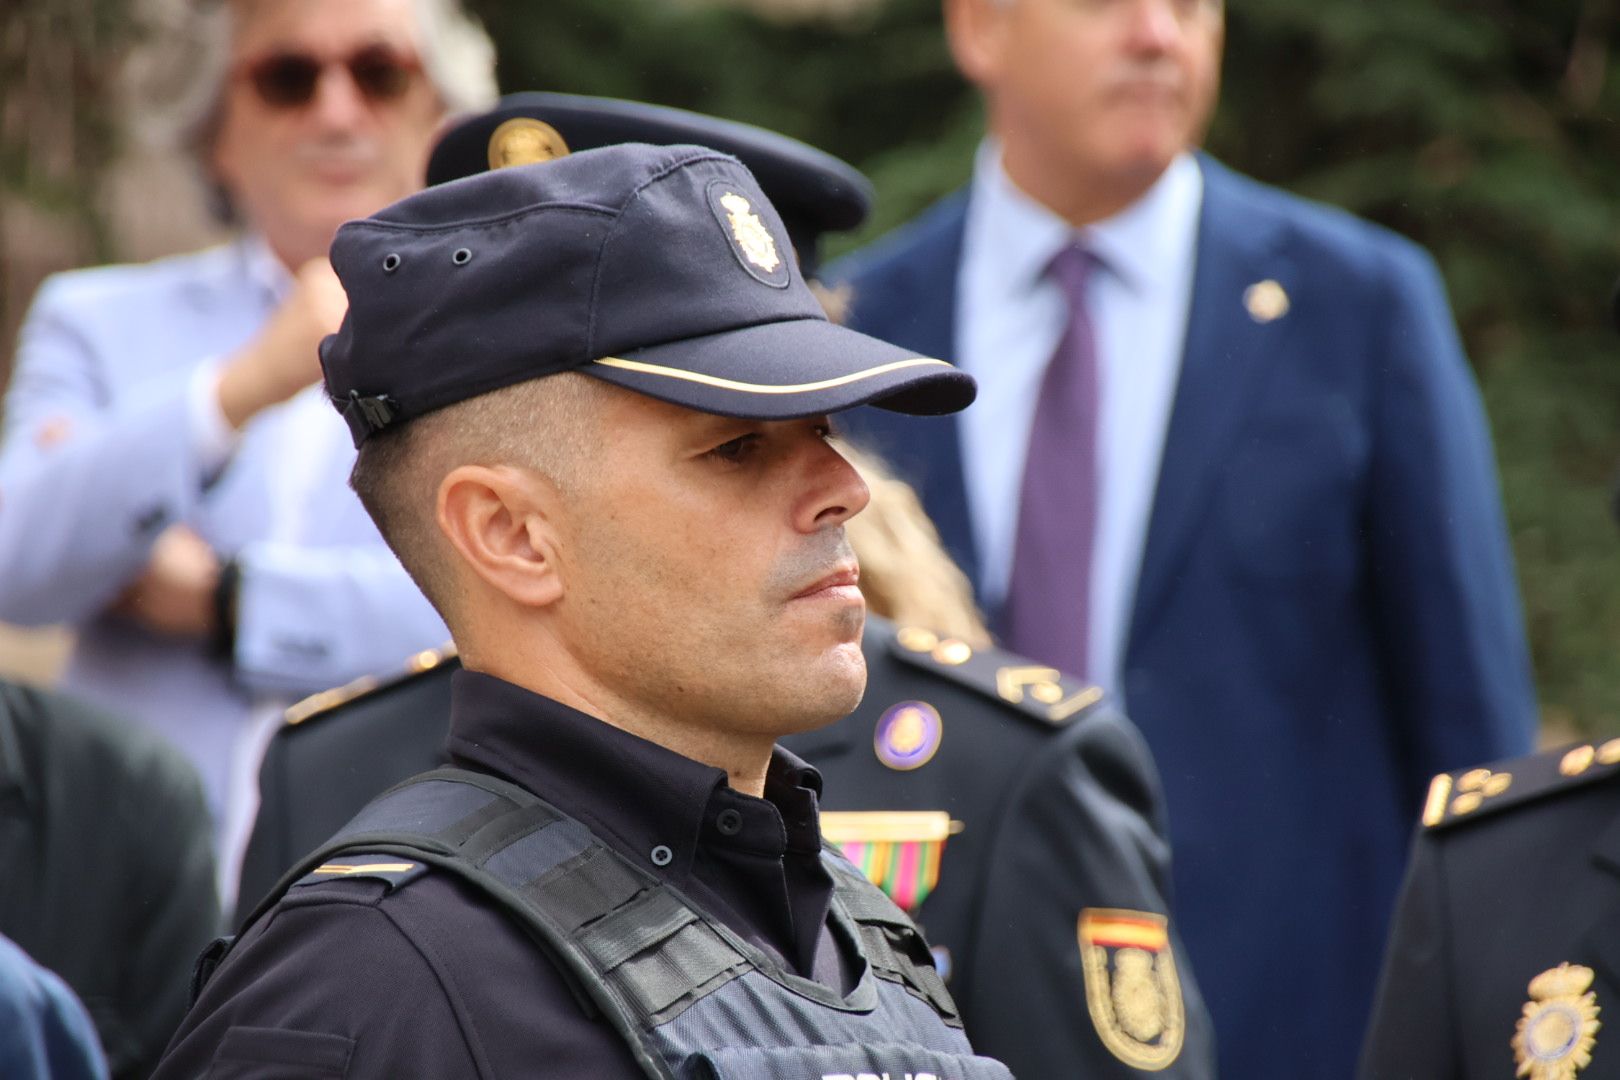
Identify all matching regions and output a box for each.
[830,0,1538,1073]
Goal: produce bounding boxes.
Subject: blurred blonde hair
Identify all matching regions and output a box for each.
[840,440,991,648]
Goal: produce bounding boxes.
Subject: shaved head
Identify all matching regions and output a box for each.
[349,372,610,623]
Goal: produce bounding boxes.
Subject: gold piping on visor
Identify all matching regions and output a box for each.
[591,355,953,394]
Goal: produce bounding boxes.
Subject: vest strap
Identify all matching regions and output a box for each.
[226,766,967,1077]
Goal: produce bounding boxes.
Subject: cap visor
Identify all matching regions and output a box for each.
[586,318,975,420]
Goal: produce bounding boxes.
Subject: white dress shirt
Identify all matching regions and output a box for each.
[956,143,1203,692]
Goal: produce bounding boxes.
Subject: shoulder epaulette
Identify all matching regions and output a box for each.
[289,853,430,892]
[1422,738,1620,830]
[282,643,459,727]
[885,624,1103,727]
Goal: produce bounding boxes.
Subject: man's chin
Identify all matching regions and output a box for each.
[775,656,867,739]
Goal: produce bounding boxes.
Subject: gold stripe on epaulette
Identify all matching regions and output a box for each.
[996,665,1063,705]
[1422,772,1454,827]
[1049,686,1104,722]
[284,675,379,726]
[284,642,458,726]
[312,862,417,875]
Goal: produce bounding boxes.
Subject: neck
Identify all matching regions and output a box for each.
[262,225,335,278]
[997,139,1166,228]
[461,635,778,799]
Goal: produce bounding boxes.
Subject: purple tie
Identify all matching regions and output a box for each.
[1001,244,1099,676]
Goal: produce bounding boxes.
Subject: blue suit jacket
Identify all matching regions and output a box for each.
[829,157,1538,1077]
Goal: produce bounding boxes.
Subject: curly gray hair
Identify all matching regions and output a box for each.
[124,0,498,219]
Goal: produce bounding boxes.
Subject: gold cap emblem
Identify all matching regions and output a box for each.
[1244,279,1290,323]
[1513,963,1601,1079]
[487,117,570,171]
[719,192,782,274]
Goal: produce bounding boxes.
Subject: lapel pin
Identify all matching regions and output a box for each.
[1244,279,1290,323]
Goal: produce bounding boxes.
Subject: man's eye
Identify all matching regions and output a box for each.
[708,434,761,463]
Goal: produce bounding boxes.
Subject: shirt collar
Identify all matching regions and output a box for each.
[969,139,1205,295]
[443,669,827,885]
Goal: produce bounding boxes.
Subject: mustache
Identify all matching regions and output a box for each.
[767,529,857,599]
[292,135,381,166]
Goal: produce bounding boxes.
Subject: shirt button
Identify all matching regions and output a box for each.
[715,809,743,836]
[650,845,674,867]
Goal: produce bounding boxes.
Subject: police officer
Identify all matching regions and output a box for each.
[1357,288,1620,1079]
[1357,743,1620,1078]
[154,140,1009,1078]
[236,94,1214,1080]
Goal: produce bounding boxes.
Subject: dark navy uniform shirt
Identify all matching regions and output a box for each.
[156,670,853,1079]
[239,617,1217,1079]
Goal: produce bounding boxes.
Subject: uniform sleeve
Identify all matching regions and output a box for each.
[1366,245,1537,792]
[231,542,448,693]
[151,890,488,1080]
[958,709,1218,1079]
[1357,830,1459,1079]
[155,876,641,1080]
[0,277,226,625]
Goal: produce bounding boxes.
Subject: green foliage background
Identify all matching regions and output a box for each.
[474,0,1620,735]
[9,0,1620,733]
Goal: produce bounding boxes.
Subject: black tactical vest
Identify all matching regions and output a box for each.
[229,767,1014,1080]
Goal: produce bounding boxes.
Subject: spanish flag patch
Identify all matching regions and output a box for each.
[1078,909,1185,1070]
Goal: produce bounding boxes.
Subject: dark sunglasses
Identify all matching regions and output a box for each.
[237,44,421,109]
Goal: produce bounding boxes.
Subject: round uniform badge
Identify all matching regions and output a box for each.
[873,701,943,771]
[487,117,570,171]
[1513,963,1602,1080]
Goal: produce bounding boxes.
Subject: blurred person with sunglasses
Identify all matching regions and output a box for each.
[0,0,496,905]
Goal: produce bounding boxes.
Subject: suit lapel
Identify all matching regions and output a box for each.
[1127,158,1299,648]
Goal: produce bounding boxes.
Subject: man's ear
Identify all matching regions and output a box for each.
[944,0,1008,87]
[436,464,566,608]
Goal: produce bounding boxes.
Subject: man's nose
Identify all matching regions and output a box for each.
[1125,0,1184,53]
[307,64,372,129]
[798,440,871,533]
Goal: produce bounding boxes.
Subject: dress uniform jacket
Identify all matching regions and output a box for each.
[829,154,1536,1077]
[238,616,1215,1078]
[0,680,218,1079]
[161,671,891,1079]
[0,241,447,850]
[1360,740,1620,1079]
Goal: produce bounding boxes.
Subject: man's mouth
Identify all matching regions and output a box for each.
[792,564,861,601]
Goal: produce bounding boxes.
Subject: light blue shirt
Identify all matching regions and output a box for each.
[0,240,448,901]
[957,144,1202,691]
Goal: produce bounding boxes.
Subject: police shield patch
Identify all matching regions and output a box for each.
[1078,909,1185,1070]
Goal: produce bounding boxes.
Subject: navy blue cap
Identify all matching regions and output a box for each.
[321,142,974,446]
[425,92,872,274]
